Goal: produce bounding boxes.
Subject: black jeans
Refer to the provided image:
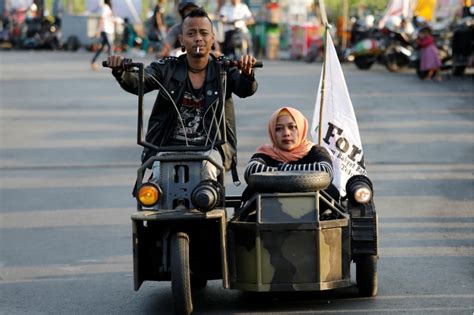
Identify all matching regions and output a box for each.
[91,32,112,64]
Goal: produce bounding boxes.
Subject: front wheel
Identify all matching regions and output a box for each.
[355,255,378,297]
[170,232,193,315]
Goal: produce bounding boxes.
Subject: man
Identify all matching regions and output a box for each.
[219,0,254,56]
[106,8,258,180]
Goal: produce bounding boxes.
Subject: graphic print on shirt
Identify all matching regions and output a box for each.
[171,90,206,145]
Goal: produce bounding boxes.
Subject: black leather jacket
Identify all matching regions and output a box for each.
[113,54,258,173]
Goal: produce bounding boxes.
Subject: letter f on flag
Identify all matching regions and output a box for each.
[311,31,367,196]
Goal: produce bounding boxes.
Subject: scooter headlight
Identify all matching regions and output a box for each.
[353,186,372,203]
[137,182,161,207]
[346,175,374,204]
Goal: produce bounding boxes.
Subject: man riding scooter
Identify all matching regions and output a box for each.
[219,0,254,58]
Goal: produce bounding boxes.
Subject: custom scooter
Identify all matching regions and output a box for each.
[103,58,378,315]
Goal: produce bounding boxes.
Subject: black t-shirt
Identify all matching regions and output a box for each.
[169,78,206,145]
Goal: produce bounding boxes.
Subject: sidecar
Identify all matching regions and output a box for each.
[226,171,378,295]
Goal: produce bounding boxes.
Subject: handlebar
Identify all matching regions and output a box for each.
[102,59,263,70]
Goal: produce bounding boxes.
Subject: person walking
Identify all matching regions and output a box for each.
[91,0,114,70]
[417,25,442,81]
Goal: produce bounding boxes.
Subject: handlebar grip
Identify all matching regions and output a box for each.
[221,59,263,68]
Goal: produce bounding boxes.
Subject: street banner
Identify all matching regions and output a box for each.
[311,32,367,195]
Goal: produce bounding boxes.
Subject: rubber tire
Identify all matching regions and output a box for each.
[354,56,374,70]
[170,232,193,315]
[384,45,402,72]
[66,36,79,52]
[356,255,378,297]
[452,65,466,76]
[248,171,331,193]
[191,276,207,290]
[416,64,429,80]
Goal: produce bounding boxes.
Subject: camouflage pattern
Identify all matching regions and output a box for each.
[228,192,352,291]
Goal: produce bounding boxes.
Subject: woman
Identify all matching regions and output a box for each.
[242,106,335,201]
[91,0,114,70]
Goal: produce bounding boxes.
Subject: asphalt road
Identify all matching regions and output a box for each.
[1,50,473,314]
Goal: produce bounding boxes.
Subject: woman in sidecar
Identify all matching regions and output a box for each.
[227,107,378,297]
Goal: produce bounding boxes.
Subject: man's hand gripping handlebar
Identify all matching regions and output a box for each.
[102,56,263,72]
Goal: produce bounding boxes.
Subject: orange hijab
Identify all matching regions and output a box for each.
[255,107,314,163]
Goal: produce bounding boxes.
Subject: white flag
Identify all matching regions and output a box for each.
[311,33,367,196]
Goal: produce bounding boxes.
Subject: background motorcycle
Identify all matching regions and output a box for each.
[21,16,60,50]
[222,19,250,59]
[347,24,414,72]
[451,6,474,76]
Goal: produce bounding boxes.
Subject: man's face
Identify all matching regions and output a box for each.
[180,16,215,58]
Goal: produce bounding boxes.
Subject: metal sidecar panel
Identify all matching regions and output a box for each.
[228,192,351,292]
[131,209,228,291]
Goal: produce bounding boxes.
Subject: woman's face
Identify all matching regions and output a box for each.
[275,115,299,151]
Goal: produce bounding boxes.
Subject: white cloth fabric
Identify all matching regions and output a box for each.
[311,33,367,196]
[219,3,252,33]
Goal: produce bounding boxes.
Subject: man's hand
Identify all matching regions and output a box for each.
[239,55,257,77]
[106,55,126,69]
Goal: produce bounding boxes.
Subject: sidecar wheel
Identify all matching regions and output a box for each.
[191,275,207,290]
[248,171,331,193]
[356,255,378,297]
[171,232,193,315]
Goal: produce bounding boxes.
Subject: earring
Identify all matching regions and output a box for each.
[211,43,215,50]
[181,46,186,52]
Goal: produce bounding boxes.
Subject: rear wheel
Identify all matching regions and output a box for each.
[170,232,193,315]
[354,56,375,70]
[355,255,378,297]
[384,45,408,72]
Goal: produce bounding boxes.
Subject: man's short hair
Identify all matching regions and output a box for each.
[181,7,214,32]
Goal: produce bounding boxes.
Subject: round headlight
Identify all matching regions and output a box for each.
[137,183,161,207]
[354,186,372,204]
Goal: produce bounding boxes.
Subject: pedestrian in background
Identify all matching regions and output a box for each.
[417,25,442,81]
[91,0,114,71]
[147,1,166,53]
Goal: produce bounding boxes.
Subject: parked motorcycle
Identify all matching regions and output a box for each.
[21,16,60,50]
[451,6,474,76]
[347,25,414,72]
[103,58,379,315]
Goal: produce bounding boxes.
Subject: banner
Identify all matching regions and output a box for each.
[311,32,367,195]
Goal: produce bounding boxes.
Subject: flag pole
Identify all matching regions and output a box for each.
[317,0,329,145]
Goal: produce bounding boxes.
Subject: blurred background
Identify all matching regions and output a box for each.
[0,0,472,75]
